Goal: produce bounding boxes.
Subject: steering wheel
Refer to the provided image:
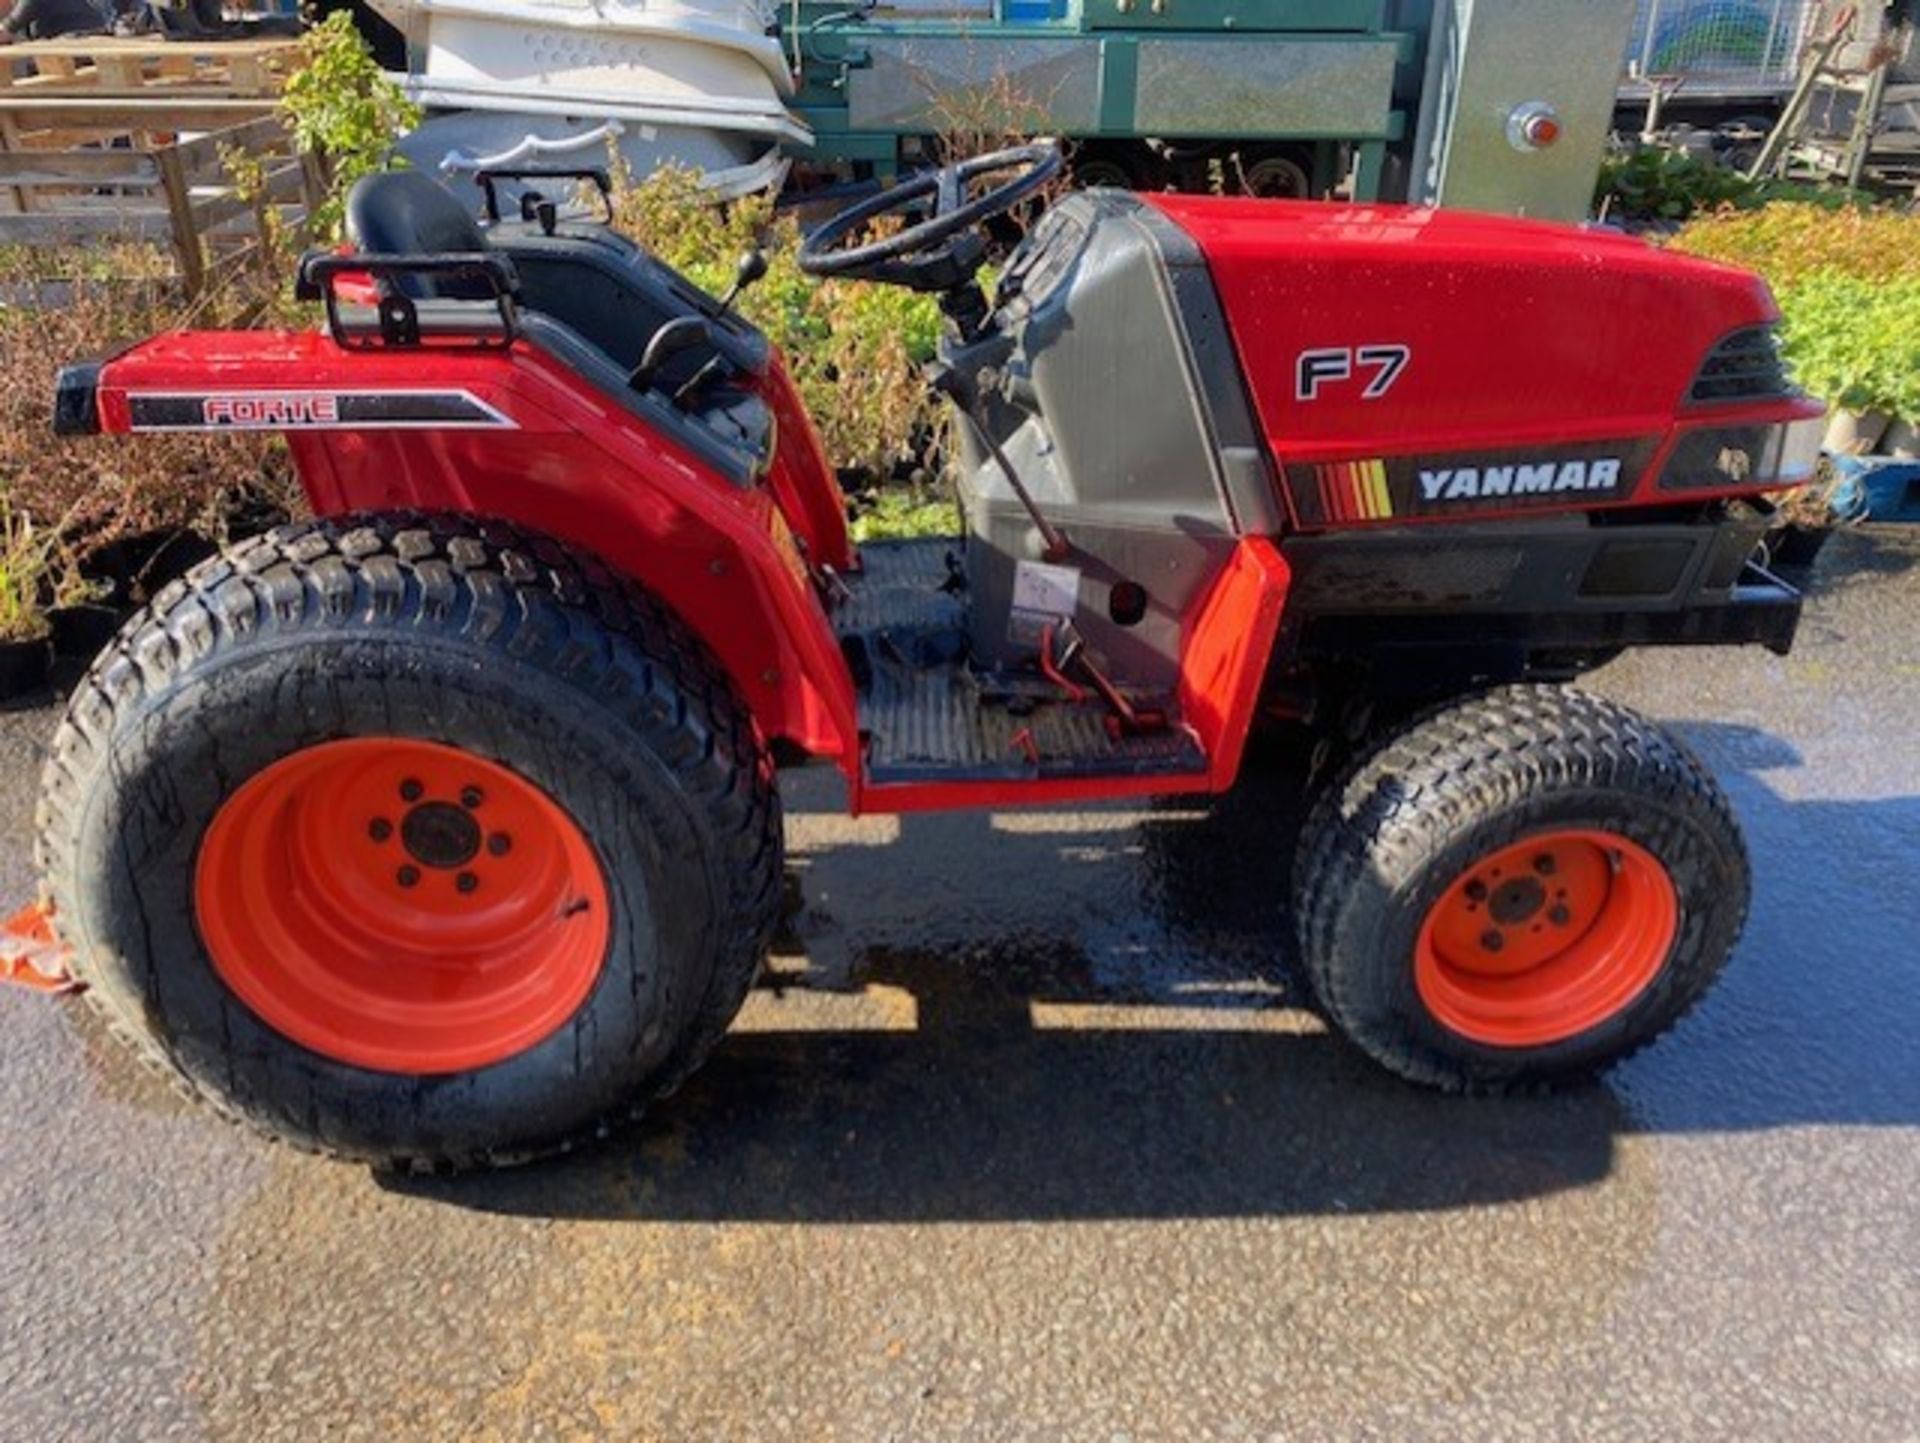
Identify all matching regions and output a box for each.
[797,141,1064,291]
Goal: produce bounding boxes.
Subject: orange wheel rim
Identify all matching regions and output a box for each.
[194,738,610,1074]
[1414,829,1678,1048]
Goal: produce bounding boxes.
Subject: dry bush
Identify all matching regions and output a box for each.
[0,248,300,559]
[923,70,1073,232]
[610,164,945,481]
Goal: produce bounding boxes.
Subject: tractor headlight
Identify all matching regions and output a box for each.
[1658,416,1825,493]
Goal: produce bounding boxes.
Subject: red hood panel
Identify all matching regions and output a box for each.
[1145,195,1780,464]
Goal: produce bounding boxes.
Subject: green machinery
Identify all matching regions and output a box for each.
[783,0,1640,215]
[786,0,1418,197]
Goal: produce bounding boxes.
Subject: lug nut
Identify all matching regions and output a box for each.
[1465,880,1489,903]
[1550,905,1572,927]
[397,865,420,888]
[487,832,512,857]
[369,817,393,842]
[400,778,424,802]
[1535,854,1557,876]
[456,872,479,894]
[460,786,484,810]
[1481,929,1505,952]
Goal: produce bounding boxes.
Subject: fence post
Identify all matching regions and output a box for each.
[156,141,206,297]
[299,144,330,242]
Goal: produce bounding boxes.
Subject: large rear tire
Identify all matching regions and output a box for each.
[1292,685,1749,1093]
[36,514,782,1169]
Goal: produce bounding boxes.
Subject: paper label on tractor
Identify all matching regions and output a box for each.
[1010,560,1080,637]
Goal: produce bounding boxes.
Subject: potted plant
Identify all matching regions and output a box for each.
[1666,205,1920,459]
[1767,493,1838,571]
[1781,273,1918,456]
[1880,356,1920,461]
[47,541,123,662]
[0,500,56,699]
[1825,406,1891,455]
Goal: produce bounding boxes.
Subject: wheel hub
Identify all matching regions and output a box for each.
[1414,829,1679,1048]
[1488,875,1548,926]
[194,738,610,1074]
[399,799,482,870]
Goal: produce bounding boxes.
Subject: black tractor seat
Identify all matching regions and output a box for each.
[342,169,775,486]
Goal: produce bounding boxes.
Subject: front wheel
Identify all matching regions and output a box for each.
[36,514,782,1169]
[1291,685,1749,1093]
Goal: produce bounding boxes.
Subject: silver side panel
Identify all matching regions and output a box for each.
[1134,38,1399,137]
[1412,0,1639,221]
[952,197,1245,688]
[846,38,1102,132]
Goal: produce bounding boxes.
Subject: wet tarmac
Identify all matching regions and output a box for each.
[1,527,1916,1441]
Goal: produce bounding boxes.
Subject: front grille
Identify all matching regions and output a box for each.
[1689,326,1795,405]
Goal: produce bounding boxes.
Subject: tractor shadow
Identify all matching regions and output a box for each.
[385,718,1920,1224]
[395,975,1629,1225]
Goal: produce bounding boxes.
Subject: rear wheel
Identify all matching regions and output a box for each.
[1292,685,1748,1092]
[37,514,782,1169]
[1236,146,1312,199]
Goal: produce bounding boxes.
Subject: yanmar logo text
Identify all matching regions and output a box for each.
[1419,458,1624,503]
[1287,442,1651,526]
[204,393,340,427]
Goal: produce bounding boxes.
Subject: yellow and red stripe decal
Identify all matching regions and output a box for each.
[1314,459,1394,523]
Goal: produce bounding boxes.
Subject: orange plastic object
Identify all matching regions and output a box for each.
[194,738,610,1074]
[1415,829,1679,1048]
[0,904,78,995]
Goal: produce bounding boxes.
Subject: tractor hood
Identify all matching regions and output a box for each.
[1144,194,1806,491]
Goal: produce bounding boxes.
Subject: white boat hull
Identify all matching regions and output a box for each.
[397,106,791,202]
[377,0,810,196]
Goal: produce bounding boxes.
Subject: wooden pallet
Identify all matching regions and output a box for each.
[0,115,326,295]
[0,36,299,98]
[0,94,281,150]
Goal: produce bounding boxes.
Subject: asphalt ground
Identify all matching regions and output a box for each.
[1,526,1915,1442]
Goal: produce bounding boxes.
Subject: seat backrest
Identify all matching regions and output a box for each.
[345,170,499,301]
[346,169,486,255]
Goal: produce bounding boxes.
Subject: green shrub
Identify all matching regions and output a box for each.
[848,485,959,542]
[1772,274,1920,419]
[1597,146,1869,223]
[281,12,422,240]
[0,498,54,643]
[611,166,946,482]
[1668,203,1920,419]
[1666,202,1920,287]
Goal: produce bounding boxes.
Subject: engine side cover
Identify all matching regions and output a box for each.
[949,191,1274,688]
[1148,195,1803,529]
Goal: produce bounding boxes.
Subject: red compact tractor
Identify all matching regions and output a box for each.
[40,146,1822,1168]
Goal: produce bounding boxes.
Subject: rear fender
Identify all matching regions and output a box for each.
[76,330,860,765]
